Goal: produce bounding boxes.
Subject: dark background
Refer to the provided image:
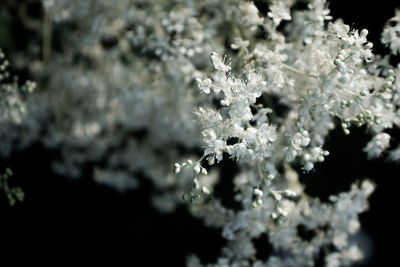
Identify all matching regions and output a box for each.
[1,0,400,266]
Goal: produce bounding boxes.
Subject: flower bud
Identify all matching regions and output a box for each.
[304,161,314,171]
[283,189,296,198]
[365,42,373,49]
[182,193,190,201]
[360,29,368,38]
[253,188,263,197]
[174,166,181,174]
[193,178,200,190]
[194,164,201,174]
[201,186,210,195]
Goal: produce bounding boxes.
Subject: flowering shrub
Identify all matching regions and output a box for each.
[1,0,400,266]
[0,49,34,205]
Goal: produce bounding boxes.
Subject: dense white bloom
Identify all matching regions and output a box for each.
[196,78,212,94]
[240,2,264,31]
[210,52,231,73]
[2,0,399,266]
[268,0,292,26]
[364,133,391,159]
[381,9,400,55]
[230,37,250,50]
[388,144,400,162]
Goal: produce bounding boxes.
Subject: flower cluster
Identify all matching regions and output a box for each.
[0,168,24,206]
[382,9,400,55]
[1,0,400,266]
[0,49,35,125]
[0,49,35,205]
[181,1,400,265]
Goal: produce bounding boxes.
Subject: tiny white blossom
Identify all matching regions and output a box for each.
[268,0,292,26]
[231,37,249,50]
[195,77,212,94]
[381,9,400,55]
[364,133,390,159]
[210,52,231,72]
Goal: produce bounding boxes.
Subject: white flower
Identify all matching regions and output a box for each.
[229,143,248,160]
[240,2,263,30]
[195,77,212,94]
[25,2,400,266]
[210,52,231,72]
[204,138,225,162]
[381,9,400,55]
[258,124,277,143]
[231,37,249,50]
[364,133,391,159]
[268,0,292,26]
